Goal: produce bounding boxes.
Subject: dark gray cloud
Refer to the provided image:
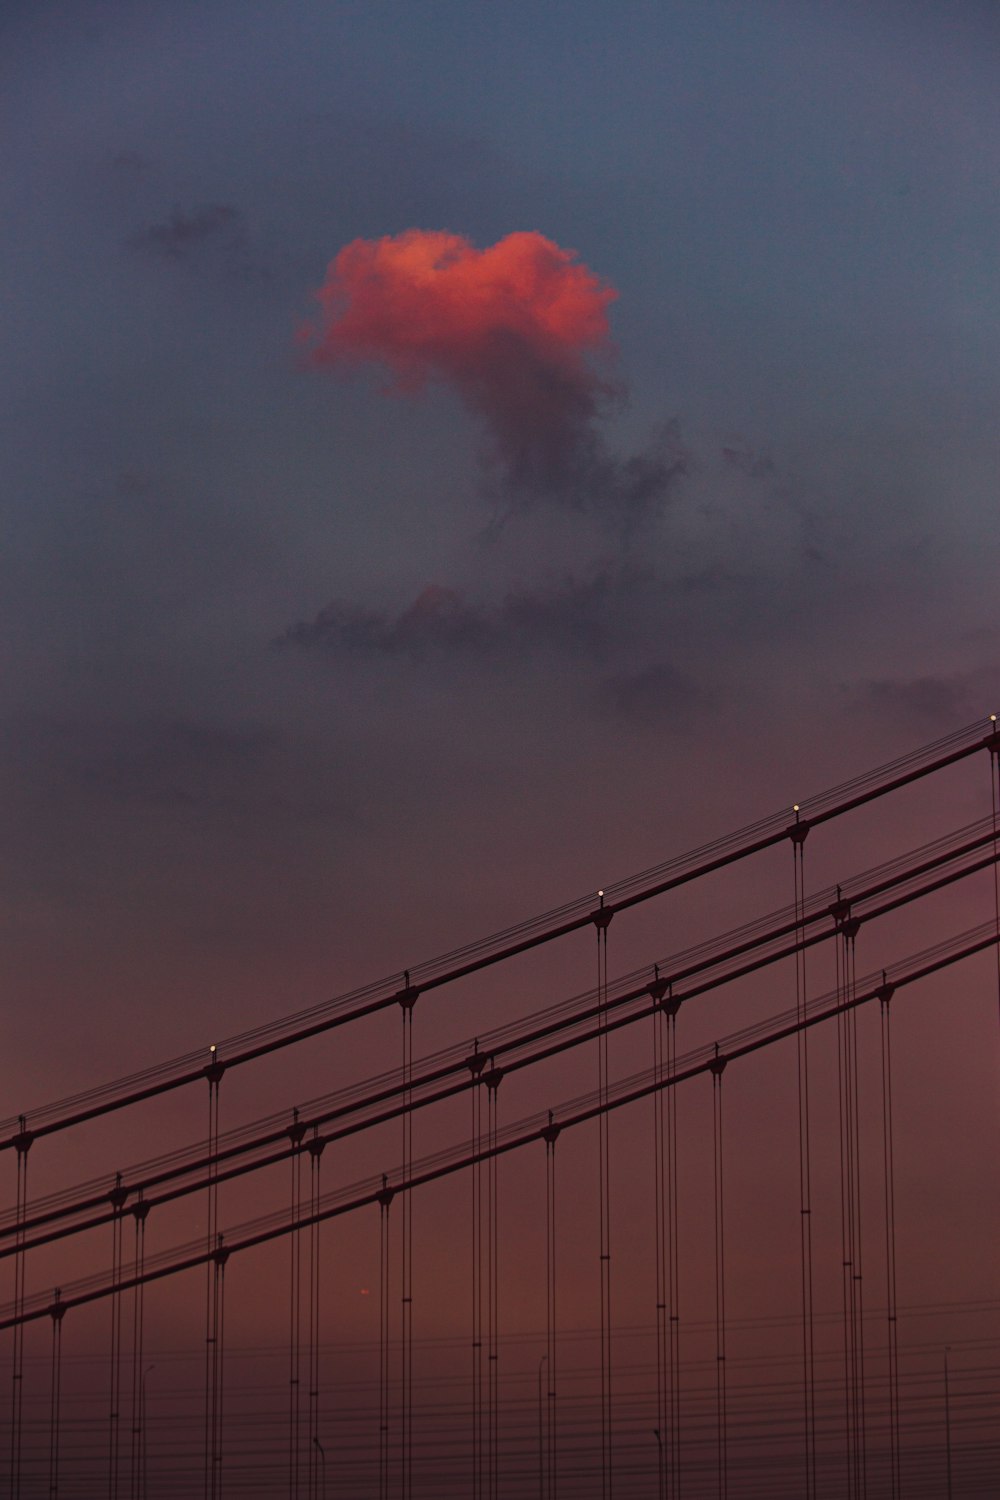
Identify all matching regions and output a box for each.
[277,571,622,662]
[483,414,690,532]
[128,202,244,260]
[278,567,709,733]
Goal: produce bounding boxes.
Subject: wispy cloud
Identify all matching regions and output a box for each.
[277,572,622,661]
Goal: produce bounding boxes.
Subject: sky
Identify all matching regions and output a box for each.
[2,1,999,1493]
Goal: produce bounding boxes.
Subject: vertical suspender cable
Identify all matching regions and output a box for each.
[204,1055,223,1500]
[836,917,856,1498]
[986,726,1000,1070]
[537,1353,546,1500]
[848,928,868,1500]
[664,992,682,1500]
[211,1236,229,1500]
[399,980,416,1500]
[209,1234,222,1500]
[485,1066,495,1500]
[490,1073,497,1500]
[649,968,679,1498]
[710,1049,728,1500]
[651,971,668,1500]
[289,1110,306,1500]
[109,1171,127,1500]
[791,814,817,1499]
[402,1019,412,1500]
[653,990,668,1494]
[469,1043,485,1500]
[10,1121,31,1500]
[377,1179,393,1500]
[944,1347,953,1500]
[129,1198,149,1500]
[990,722,1000,1034]
[485,1062,503,1500]
[307,1133,325,1500]
[543,1114,560,1500]
[473,1078,480,1500]
[48,1292,64,1500]
[878,978,900,1500]
[594,896,614,1500]
[836,911,867,1500]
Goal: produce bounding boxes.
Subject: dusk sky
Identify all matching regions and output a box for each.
[2,3,999,1494]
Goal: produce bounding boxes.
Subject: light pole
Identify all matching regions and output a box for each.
[314,1436,327,1500]
[537,1355,547,1500]
[654,1428,664,1498]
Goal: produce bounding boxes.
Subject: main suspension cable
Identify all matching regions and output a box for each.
[9,724,993,1152]
[5,922,997,1338]
[8,822,998,1261]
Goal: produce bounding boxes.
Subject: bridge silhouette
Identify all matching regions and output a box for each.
[3,718,999,1497]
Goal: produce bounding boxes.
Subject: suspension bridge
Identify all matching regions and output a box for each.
[3,718,999,1497]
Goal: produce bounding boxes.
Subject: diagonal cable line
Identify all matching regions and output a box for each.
[2,916,994,1333]
[3,718,996,1146]
[3,812,997,1255]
